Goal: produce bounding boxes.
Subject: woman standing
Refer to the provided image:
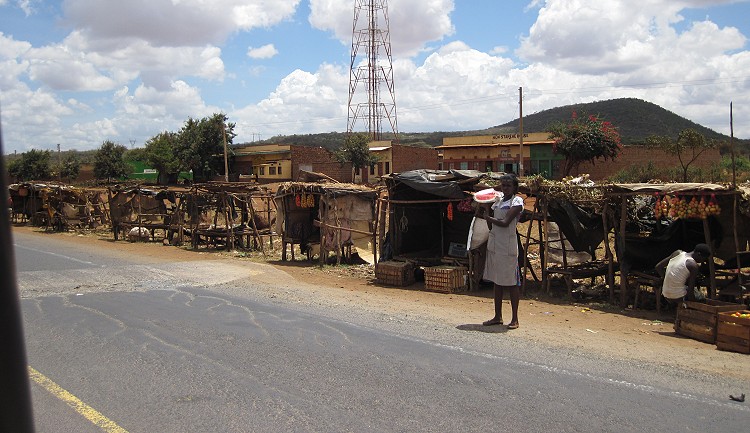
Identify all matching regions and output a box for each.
[481,174,524,329]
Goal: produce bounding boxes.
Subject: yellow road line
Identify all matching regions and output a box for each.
[28,366,129,433]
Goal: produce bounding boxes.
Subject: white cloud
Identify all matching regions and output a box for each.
[309,0,455,57]
[62,0,301,47]
[247,44,279,59]
[18,0,34,15]
[232,63,348,136]
[511,0,750,136]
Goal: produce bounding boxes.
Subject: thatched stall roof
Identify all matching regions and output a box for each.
[190,181,270,194]
[275,181,378,199]
[606,182,738,195]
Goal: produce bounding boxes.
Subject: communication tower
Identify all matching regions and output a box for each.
[347,0,398,141]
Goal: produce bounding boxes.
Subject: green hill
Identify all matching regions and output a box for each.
[488,98,732,144]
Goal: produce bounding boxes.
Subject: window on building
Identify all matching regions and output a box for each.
[269,167,276,175]
[385,162,390,173]
[278,166,282,175]
[448,162,454,170]
[260,167,265,175]
[378,162,383,176]
[460,162,468,170]
[370,165,375,175]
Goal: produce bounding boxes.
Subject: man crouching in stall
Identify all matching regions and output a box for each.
[655,243,712,309]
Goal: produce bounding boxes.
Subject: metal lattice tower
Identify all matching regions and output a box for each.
[347,0,398,142]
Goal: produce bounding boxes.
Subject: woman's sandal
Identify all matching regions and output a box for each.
[507,323,519,330]
[482,318,503,326]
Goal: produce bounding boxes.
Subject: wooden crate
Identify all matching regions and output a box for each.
[424,265,467,293]
[375,261,415,287]
[716,310,750,354]
[675,300,744,344]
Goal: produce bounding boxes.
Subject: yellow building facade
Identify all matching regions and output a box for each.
[437,132,557,175]
[233,144,293,181]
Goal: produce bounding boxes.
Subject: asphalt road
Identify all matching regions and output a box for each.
[14,230,750,432]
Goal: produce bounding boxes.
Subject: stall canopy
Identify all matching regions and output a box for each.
[381,170,508,268]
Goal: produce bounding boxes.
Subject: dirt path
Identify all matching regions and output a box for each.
[12,225,750,381]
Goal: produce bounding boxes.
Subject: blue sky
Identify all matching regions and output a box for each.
[1,0,750,154]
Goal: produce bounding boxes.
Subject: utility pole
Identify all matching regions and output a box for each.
[222,122,229,182]
[518,87,524,177]
[730,102,736,188]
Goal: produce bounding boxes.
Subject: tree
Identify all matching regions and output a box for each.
[546,111,622,176]
[175,113,235,182]
[59,152,81,181]
[143,131,182,184]
[334,133,379,171]
[93,140,129,182]
[8,149,52,181]
[124,147,148,163]
[646,128,717,182]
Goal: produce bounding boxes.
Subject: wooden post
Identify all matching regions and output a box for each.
[225,193,234,250]
[731,192,749,291]
[542,196,551,293]
[319,197,327,266]
[522,196,537,294]
[619,195,629,307]
[602,203,615,304]
[246,194,265,256]
[334,197,341,265]
[702,217,717,299]
[372,198,378,265]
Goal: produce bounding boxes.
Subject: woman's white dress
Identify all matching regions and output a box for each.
[482,196,523,286]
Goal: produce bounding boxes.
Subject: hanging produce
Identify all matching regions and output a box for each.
[654,193,722,220]
[295,194,301,207]
[447,202,454,221]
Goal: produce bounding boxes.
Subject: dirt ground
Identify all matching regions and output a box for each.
[12,225,750,382]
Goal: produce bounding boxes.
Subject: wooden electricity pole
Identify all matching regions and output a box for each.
[518,87,524,176]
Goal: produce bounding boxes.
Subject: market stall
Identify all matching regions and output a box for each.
[274,182,378,264]
[526,179,750,307]
[182,182,276,251]
[380,169,513,291]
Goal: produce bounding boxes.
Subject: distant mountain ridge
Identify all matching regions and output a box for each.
[245,98,747,153]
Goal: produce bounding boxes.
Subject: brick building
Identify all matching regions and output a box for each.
[575,145,722,180]
[355,141,440,183]
[233,143,352,183]
[437,133,723,181]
